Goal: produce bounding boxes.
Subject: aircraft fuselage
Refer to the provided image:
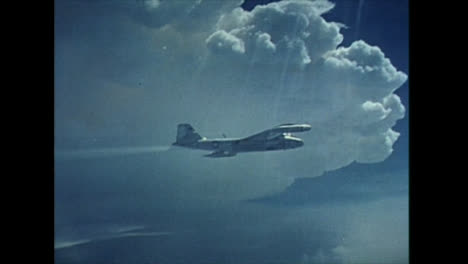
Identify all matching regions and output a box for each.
[172,123,310,158]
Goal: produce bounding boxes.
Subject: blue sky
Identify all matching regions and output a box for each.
[55,1,408,263]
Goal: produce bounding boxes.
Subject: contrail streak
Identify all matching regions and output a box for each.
[54,231,173,250]
[354,0,365,40]
[55,145,171,160]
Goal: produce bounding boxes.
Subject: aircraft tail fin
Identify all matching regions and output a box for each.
[175,123,202,144]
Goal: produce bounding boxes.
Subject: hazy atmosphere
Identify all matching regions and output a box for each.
[55,0,408,263]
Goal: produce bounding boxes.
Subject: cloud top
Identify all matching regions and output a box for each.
[199,0,407,173]
[207,0,344,67]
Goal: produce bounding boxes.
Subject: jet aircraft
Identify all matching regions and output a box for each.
[172,123,311,158]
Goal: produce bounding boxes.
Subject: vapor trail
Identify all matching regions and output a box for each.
[354,0,365,40]
[55,145,171,160]
[55,231,173,250]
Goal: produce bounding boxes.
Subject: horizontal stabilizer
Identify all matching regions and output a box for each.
[204,151,237,158]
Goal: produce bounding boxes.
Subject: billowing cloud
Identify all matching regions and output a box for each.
[208,0,343,67]
[198,0,407,175]
[206,30,245,54]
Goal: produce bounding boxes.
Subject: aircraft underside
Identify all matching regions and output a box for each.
[195,139,300,158]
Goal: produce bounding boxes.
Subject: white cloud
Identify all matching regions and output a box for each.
[210,1,343,67]
[194,0,406,176]
[206,30,245,54]
[323,40,407,101]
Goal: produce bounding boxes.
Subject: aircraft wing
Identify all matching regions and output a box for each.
[238,128,284,143]
[239,124,311,143]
